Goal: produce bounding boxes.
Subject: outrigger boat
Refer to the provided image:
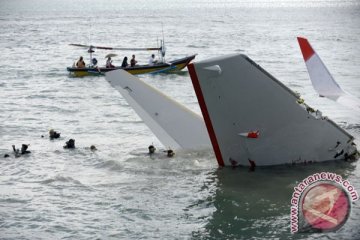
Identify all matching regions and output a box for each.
[67,42,196,77]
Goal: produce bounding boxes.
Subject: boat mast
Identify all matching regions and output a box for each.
[88,27,92,66]
[88,46,94,67]
[161,24,166,63]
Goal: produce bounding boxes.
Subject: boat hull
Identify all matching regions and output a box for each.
[67,54,196,77]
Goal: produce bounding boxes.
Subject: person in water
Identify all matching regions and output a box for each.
[130,55,137,67]
[248,159,256,172]
[49,129,61,139]
[12,145,20,157]
[148,145,156,154]
[121,56,129,68]
[165,149,174,157]
[76,56,86,68]
[12,144,31,157]
[106,57,115,68]
[21,144,31,154]
[64,139,75,149]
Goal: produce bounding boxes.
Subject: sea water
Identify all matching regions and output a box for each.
[0,0,360,239]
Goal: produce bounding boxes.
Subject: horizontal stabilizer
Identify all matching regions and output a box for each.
[105,70,211,150]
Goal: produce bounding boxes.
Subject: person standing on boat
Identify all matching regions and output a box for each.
[106,57,115,68]
[130,55,137,67]
[76,56,86,68]
[148,54,158,65]
[121,56,129,68]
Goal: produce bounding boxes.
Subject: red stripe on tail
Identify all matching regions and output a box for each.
[188,63,225,167]
[297,37,315,62]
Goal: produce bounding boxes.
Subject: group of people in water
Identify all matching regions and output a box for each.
[3,130,174,159]
[148,144,175,158]
[3,129,97,158]
[75,54,159,69]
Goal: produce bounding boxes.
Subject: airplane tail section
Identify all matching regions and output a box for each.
[105,70,211,150]
[188,54,357,167]
[298,37,360,110]
[297,37,344,98]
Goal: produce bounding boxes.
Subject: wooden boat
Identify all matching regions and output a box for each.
[67,42,196,77]
[67,54,196,77]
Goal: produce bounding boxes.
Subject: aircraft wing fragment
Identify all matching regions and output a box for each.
[105,70,211,150]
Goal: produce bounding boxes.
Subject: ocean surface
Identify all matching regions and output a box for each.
[1,0,360,239]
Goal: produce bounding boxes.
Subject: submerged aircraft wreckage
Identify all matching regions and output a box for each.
[105,70,211,150]
[105,53,358,167]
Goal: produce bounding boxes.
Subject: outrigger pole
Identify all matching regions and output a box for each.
[70,42,166,65]
[69,44,161,51]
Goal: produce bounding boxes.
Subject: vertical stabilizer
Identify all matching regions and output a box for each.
[297,37,360,110]
[188,54,357,167]
[297,37,344,98]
